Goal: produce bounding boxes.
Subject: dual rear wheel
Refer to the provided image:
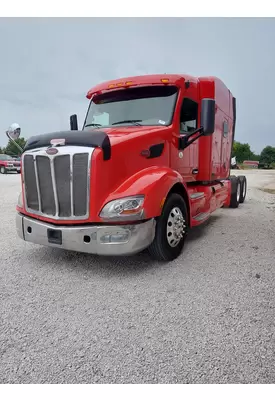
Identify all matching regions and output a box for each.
[229,175,247,208]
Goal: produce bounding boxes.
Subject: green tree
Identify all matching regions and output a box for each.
[249,152,260,161]
[4,137,26,156]
[259,146,275,167]
[232,141,255,163]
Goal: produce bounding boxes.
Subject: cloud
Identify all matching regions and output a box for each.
[0,17,274,153]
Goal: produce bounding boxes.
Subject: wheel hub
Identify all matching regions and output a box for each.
[167,207,186,247]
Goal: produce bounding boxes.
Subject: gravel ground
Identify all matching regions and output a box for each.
[0,170,275,384]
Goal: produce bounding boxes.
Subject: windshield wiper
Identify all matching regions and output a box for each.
[112,119,143,126]
[85,123,102,128]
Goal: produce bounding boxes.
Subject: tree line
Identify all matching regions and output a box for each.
[1,138,275,168]
[232,141,275,168]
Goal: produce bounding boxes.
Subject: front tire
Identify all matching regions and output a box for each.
[148,193,188,261]
[0,166,6,174]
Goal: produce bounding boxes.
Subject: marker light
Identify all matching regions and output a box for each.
[108,81,134,89]
[161,79,169,83]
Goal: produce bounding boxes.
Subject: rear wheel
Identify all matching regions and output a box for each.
[229,175,241,208]
[238,175,247,203]
[0,166,6,174]
[148,193,188,261]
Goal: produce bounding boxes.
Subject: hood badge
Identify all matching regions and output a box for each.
[46,138,66,155]
[46,147,59,155]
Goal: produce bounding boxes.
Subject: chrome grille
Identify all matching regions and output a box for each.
[23,148,92,220]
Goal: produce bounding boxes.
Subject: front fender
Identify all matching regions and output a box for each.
[102,166,187,219]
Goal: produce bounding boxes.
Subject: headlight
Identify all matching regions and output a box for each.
[100,195,145,221]
[17,191,23,208]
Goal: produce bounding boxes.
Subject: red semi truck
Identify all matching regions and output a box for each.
[15,74,247,261]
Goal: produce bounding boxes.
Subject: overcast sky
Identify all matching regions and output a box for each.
[0,17,274,153]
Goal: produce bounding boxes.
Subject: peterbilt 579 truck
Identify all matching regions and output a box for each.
[15,74,247,261]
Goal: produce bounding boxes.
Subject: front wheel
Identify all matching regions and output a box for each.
[0,166,6,174]
[148,193,188,261]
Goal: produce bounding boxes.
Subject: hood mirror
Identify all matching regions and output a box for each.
[6,123,24,153]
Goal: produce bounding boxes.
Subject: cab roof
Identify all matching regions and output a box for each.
[86,73,199,99]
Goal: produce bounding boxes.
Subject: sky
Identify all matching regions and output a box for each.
[0,17,274,154]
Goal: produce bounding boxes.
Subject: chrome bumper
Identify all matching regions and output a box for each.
[6,166,17,171]
[16,213,156,256]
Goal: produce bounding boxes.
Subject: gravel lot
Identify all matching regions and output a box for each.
[0,170,275,384]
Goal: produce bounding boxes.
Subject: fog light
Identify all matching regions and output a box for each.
[100,231,130,244]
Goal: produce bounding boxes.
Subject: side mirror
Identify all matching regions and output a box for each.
[5,123,24,153]
[201,99,215,136]
[6,123,21,140]
[70,114,78,131]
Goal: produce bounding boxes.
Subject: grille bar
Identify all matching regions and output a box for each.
[50,157,59,217]
[70,154,74,217]
[23,148,93,220]
[33,156,42,212]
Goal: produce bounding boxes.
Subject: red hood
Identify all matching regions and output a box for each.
[86,126,167,146]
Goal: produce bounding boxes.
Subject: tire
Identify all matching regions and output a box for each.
[0,166,6,174]
[17,170,21,174]
[148,193,188,261]
[229,175,241,208]
[238,175,247,204]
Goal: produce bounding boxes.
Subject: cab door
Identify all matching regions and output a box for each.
[170,84,199,182]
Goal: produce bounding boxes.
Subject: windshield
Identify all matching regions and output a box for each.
[0,154,13,161]
[83,85,178,129]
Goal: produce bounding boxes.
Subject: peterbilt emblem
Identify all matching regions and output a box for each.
[46,147,59,155]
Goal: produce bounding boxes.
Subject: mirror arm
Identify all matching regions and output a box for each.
[6,131,24,153]
[179,126,204,150]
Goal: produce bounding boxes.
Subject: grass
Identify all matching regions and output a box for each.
[260,188,275,194]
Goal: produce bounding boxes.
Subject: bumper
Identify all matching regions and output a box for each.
[16,213,156,256]
[6,166,17,171]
